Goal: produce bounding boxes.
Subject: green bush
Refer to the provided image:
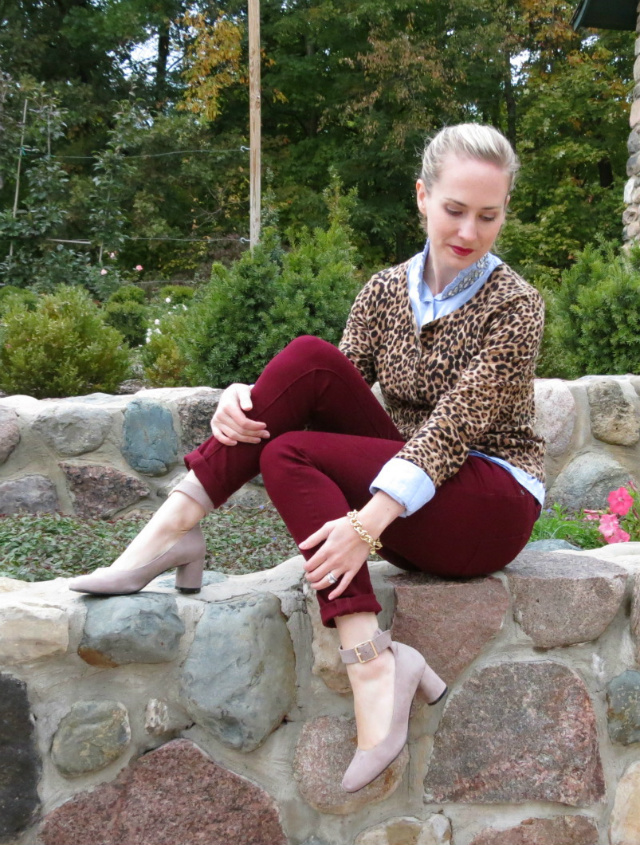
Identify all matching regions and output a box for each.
[104,300,148,346]
[0,285,38,315]
[157,285,195,306]
[182,181,360,386]
[141,313,189,387]
[108,285,146,304]
[541,240,640,378]
[0,286,130,398]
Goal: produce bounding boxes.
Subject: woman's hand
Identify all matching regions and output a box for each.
[210,383,270,446]
[299,517,371,600]
[299,492,405,600]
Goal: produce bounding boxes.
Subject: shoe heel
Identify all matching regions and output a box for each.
[175,556,204,594]
[418,662,448,705]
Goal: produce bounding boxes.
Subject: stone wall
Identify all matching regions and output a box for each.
[3,374,640,516]
[1,543,639,845]
[2,377,640,844]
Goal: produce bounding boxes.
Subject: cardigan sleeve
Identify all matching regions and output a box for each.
[339,280,378,387]
[394,287,545,487]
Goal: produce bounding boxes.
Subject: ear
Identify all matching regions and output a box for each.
[416,179,429,217]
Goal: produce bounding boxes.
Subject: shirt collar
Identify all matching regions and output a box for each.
[408,239,501,303]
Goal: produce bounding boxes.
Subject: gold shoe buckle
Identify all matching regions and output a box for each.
[354,639,378,663]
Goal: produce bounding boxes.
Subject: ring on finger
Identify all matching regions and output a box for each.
[327,572,338,585]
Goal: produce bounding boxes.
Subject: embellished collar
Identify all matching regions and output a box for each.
[415,240,499,301]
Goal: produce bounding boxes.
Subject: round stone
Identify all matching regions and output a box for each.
[51,701,131,777]
[607,670,640,745]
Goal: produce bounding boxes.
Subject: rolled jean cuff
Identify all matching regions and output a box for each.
[183,451,224,509]
[319,592,383,628]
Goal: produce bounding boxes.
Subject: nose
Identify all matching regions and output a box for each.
[458,216,477,242]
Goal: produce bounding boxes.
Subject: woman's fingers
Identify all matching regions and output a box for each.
[299,523,332,552]
[211,383,269,443]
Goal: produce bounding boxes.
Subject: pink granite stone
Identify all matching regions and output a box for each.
[38,739,286,845]
[60,463,150,519]
[293,716,409,815]
[469,816,599,845]
[424,661,605,805]
[390,574,509,685]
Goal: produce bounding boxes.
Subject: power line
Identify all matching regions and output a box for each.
[53,147,250,161]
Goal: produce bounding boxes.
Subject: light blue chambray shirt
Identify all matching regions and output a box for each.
[369,240,545,516]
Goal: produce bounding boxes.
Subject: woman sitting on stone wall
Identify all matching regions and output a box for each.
[70,123,546,793]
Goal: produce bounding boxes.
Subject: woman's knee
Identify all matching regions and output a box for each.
[259,431,310,477]
[282,335,343,366]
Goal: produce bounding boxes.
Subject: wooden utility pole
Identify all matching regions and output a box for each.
[248,0,261,249]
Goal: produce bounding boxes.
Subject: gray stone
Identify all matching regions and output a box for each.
[60,463,150,519]
[534,379,576,457]
[548,451,635,511]
[629,129,640,154]
[0,474,58,514]
[355,815,452,845]
[122,399,179,475]
[525,539,580,552]
[623,206,639,226]
[294,715,409,815]
[78,594,184,667]
[51,701,131,777]
[633,573,640,664]
[424,661,604,805]
[0,406,20,464]
[180,593,295,752]
[469,816,599,845]
[39,739,287,845]
[628,151,640,176]
[610,760,640,845]
[177,390,222,453]
[588,379,640,446]
[607,670,640,745]
[0,673,41,839]
[33,404,112,456]
[505,550,627,648]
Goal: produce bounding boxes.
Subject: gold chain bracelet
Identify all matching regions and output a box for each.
[347,510,382,553]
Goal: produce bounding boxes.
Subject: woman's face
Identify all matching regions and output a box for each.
[416,153,510,278]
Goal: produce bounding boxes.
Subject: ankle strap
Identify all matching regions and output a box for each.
[339,629,392,664]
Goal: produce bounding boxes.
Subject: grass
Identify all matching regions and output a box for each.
[0,503,299,582]
[528,503,603,549]
[0,501,606,584]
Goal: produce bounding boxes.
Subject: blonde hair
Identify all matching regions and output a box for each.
[419,124,519,192]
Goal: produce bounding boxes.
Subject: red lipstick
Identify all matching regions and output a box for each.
[450,245,473,257]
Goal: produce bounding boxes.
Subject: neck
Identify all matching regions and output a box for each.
[423,253,456,296]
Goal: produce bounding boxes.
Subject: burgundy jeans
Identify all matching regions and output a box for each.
[185,336,540,627]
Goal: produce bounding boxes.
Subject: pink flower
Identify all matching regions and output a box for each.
[583,509,601,521]
[610,528,631,544]
[100,268,108,275]
[599,513,621,540]
[608,487,633,516]
[135,264,143,271]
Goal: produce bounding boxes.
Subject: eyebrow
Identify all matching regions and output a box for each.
[444,197,503,210]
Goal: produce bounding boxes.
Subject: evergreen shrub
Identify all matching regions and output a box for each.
[541,240,640,378]
[182,183,360,386]
[0,286,130,398]
[157,285,195,306]
[104,300,148,346]
[108,285,146,304]
[0,286,38,315]
[141,313,189,387]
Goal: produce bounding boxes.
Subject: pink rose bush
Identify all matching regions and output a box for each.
[583,484,639,544]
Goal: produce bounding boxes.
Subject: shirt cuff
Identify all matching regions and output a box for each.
[369,458,436,517]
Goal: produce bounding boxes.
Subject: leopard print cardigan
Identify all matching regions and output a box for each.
[339,259,545,490]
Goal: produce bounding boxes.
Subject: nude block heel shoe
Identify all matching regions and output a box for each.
[339,629,447,793]
[68,526,206,596]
